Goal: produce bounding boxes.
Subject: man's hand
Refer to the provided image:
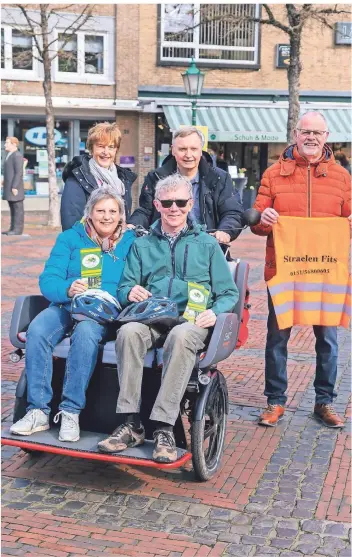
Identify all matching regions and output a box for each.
[128,285,152,302]
[68,279,88,298]
[209,230,231,244]
[12,188,18,196]
[126,224,136,230]
[195,309,217,328]
[261,208,279,226]
[348,215,352,230]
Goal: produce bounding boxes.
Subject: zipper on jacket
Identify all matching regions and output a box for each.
[167,232,187,297]
[182,245,189,279]
[202,194,207,223]
[307,164,311,217]
[167,242,177,297]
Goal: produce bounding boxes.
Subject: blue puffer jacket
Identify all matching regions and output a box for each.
[39,221,136,309]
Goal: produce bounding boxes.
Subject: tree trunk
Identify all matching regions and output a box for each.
[287,32,302,143]
[40,6,60,228]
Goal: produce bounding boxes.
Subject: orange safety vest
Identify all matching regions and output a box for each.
[267,216,351,330]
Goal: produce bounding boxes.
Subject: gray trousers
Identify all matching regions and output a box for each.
[8,200,24,234]
[115,322,209,425]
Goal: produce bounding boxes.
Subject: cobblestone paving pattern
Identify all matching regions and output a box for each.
[1,217,351,556]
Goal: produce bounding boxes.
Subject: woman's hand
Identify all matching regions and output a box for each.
[195,309,217,328]
[68,279,88,298]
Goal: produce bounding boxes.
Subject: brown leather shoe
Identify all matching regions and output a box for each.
[314,404,344,428]
[258,404,285,427]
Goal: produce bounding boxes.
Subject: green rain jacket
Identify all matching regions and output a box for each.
[117,220,238,315]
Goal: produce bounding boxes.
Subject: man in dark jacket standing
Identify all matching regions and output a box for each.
[2,136,24,236]
[128,126,243,243]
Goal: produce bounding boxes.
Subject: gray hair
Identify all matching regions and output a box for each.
[83,186,125,223]
[297,111,328,130]
[172,126,205,147]
[155,173,193,200]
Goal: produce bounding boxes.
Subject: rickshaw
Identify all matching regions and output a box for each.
[1,210,260,481]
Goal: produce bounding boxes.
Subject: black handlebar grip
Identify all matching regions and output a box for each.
[243,208,261,226]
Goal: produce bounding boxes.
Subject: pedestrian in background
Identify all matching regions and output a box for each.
[2,136,24,236]
[334,152,351,174]
[61,122,137,231]
[251,111,351,429]
[208,143,229,172]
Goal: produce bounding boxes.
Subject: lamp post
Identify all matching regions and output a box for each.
[181,58,205,126]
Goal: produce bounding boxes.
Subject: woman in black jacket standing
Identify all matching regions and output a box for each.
[61,122,137,231]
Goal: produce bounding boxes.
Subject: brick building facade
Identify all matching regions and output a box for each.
[1,4,351,208]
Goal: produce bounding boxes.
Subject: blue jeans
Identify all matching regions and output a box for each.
[25,305,108,414]
[265,292,338,406]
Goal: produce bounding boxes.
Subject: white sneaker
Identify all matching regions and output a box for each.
[10,409,50,436]
[54,411,80,442]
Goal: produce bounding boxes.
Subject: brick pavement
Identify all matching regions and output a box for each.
[1,221,351,557]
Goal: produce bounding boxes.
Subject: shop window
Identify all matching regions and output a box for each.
[58,33,78,72]
[159,4,260,66]
[1,25,39,79]
[55,31,110,84]
[85,35,104,74]
[12,29,33,69]
[7,119,70,196]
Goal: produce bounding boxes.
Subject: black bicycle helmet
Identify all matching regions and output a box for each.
[71,289,122,325]
[118,296,180,330]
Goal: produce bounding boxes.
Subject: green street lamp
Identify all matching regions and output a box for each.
[181,58,205,126]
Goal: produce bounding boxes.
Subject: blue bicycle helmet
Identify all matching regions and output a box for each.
[71,289,122,325]
[118,296,180,330]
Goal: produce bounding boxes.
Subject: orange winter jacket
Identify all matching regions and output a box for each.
[251,144,351,281]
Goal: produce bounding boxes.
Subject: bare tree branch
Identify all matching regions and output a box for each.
[262,4,290,34]
[16,4,43,57]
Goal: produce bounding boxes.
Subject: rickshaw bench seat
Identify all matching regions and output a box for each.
[15,310,239,370]
[9,261,249,369]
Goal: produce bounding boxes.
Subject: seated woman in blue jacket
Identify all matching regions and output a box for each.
[10,186,135,443]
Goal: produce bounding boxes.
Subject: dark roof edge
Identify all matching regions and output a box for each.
[138,85,351,99]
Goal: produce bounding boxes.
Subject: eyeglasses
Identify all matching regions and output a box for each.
[296,129,328,138]
[157,199,190,208]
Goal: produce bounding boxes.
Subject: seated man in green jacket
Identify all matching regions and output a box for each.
[98,173,238,463]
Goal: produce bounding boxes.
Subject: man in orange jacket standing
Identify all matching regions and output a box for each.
[251,111,351,429]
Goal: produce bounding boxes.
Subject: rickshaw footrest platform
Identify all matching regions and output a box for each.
[1,425,192,469]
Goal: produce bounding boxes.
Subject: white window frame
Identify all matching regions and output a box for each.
[1,24,40,80]
[160,4,260,66]
[53,29,112,85]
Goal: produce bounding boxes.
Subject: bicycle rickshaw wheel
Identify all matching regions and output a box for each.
[191,373,228,481]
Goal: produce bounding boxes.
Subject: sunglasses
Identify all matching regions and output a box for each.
[157,199,190,208]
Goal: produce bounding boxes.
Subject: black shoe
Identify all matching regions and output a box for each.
[2,231,9,235]
[152,429,177,463]
[7,230,22,236]
[97,423,145,454]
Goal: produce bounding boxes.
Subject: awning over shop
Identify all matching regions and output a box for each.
[163,105,351,143]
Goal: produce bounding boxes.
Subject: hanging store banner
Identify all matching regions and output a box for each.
[209,131,287,143]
